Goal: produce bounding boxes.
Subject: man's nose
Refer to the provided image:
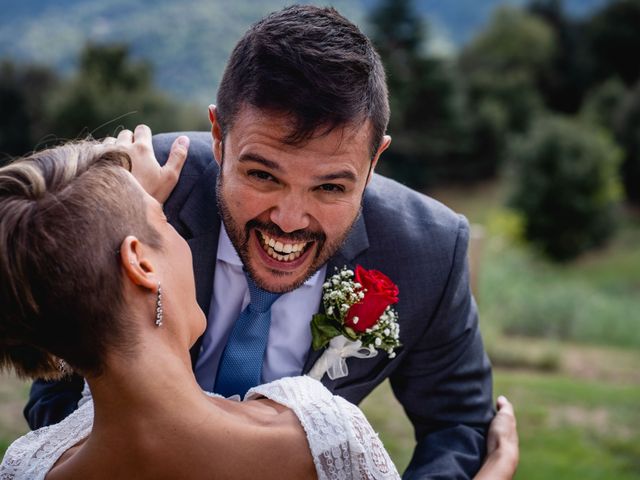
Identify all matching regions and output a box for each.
[269,193,311,233]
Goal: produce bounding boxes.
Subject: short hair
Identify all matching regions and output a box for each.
[216,5,390,155]
[0,142,161,379]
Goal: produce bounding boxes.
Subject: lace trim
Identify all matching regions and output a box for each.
[0,401,93,480]
[248,376,400,480]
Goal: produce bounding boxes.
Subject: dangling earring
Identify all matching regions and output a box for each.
[155,282,163,327]
[57,357,70,376]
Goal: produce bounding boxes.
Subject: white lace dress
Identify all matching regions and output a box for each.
[1,376,399,479]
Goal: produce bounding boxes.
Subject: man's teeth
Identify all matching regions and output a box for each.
[260,233,309,262]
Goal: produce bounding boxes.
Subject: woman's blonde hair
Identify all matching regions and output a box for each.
[0,142,161,379]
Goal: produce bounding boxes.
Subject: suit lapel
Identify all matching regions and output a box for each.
[176,161,221,366]
[302,212,369,375]
[188,232,219,317]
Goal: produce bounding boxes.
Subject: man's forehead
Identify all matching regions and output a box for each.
[227,105,373,155]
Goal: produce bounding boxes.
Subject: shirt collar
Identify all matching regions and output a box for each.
[216,223,325,287]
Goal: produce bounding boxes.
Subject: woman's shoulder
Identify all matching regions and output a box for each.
[0,400,94,479]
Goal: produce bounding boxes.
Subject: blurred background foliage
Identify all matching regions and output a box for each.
[1,0,639,478]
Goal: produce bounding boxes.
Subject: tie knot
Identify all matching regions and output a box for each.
[246,275,282,313]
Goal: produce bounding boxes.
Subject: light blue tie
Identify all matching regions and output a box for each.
[214,275,281,398]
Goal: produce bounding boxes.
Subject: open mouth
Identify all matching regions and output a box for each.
[256,230,314,263]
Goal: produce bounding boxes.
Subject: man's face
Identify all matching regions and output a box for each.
[211,105,389,293]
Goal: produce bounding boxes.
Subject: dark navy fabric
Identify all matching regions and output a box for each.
[25,132,493,479]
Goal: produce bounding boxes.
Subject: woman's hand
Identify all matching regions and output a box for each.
[474,395,519,480]
[104,125,190,203]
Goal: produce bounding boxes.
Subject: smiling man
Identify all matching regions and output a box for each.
[25,5,494,479]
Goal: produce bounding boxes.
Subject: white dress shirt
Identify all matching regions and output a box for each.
[194,224,326,391]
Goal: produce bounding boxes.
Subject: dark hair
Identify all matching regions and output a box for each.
[0,143,161,379]
[216,5,389,155]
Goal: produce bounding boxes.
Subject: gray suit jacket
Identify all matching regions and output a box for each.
[25,132,493,479]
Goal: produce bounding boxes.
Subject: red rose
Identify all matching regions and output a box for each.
[344,265,399,333]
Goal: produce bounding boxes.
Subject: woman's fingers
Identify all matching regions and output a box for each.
[133,124,152,143]
[101,126,189,203]
[487,395,518,455]
[116,129,133,144]
[166,136,190,178]
[153,135,190,202]
[496,395,515,417]
[474,396,520,479]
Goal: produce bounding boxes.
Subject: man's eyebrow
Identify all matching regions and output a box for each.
[313,171,357,183]
[239,152,357,183]
[238,153,281,171]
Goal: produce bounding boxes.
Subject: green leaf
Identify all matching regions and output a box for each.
[310,314,342,350]
[343,326,358,340]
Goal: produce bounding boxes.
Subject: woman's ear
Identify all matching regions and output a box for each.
[119,235,158,290]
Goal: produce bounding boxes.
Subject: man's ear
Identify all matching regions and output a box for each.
[367,135,391,186]
[119,235,158,290]
[209,104,223,166]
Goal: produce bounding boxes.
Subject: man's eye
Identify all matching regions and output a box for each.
[318,184,344,193]
[249,170,275,182]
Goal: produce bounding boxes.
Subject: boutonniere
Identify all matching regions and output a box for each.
[308,265,401,381]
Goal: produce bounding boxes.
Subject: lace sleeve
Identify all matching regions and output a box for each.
[247,376,400,480]
[0,401,94,480]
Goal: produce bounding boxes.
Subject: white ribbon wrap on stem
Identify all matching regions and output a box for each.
[308,336,378,381]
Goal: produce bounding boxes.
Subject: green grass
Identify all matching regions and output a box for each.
[495,370,640,480]
[429,181,640,350]
[479,235,640,348]
[0,374,30,458]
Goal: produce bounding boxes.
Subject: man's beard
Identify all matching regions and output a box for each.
[216,173,359,293]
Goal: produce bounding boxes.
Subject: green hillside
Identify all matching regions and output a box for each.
[1,0,363,104]
[1,0,608,104]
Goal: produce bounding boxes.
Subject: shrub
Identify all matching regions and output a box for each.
[508,115,622,261]
[613,80,640,205]
[580,77,627,130]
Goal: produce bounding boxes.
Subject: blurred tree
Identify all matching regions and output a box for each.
[458,6,555,179]
[528,0,593,113]
[586,0,640,88]
[0,61,59,164]
[612,80,640,205]
[369,0,477,187]
[579,77,627,130]
[47,43,207,140]
[460,6,554,134]
[509,116,622,261]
